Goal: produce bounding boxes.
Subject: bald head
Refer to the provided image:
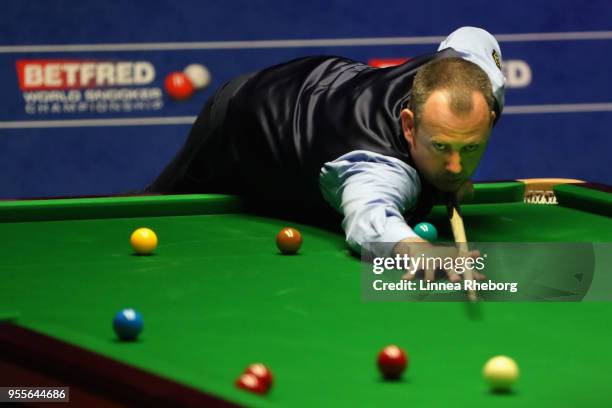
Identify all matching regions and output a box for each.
[410,57,495,127]
[421,89,492,137]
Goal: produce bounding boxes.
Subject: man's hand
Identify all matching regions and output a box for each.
[392,237,485,282]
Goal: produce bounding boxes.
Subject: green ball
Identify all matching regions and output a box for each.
[414,222,438,241]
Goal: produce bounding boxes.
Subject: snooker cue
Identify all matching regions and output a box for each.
[447,196,478,302]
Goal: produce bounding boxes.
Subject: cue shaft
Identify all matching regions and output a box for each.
[447,200,478,302]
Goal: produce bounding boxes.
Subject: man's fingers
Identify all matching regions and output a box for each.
[446,267,461,283]
[460,249,480,258]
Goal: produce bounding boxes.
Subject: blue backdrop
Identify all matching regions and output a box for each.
[1,0,611,198]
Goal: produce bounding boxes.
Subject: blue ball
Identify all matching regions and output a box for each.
[414,222,438,241]
[113,308,143,341]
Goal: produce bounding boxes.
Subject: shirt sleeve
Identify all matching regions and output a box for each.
[319,150,422,257]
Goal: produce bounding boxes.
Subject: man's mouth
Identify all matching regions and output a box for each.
[437,177,464,190]
[445,177,464,185]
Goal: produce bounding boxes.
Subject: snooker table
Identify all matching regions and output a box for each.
[1,181,612,407]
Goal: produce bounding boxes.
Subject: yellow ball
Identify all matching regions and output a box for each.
[483,355,519,392]
[130,228,158,255]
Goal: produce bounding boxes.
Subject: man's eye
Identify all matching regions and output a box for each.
[463,144,480,153]
[433,143,447,151]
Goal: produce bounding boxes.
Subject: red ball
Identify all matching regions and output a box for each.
[164,72,194,101]
[244,363,273,389]
[377,345,408,380]
[235,373,269,395]
[276,227,302,254]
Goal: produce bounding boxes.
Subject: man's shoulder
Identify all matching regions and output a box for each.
[383,48,461,74]
[252,55,368,80]
[234,55,371,101]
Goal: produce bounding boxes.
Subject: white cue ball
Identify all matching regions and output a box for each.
[483,355,519,391]
[183,64,211,89]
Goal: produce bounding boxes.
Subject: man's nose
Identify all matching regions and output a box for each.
[445,151,462,174]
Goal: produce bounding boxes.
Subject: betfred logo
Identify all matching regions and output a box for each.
[16,60,156,91]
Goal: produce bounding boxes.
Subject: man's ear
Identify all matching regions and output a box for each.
[489,111,497,128]
[400,108,416,147]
